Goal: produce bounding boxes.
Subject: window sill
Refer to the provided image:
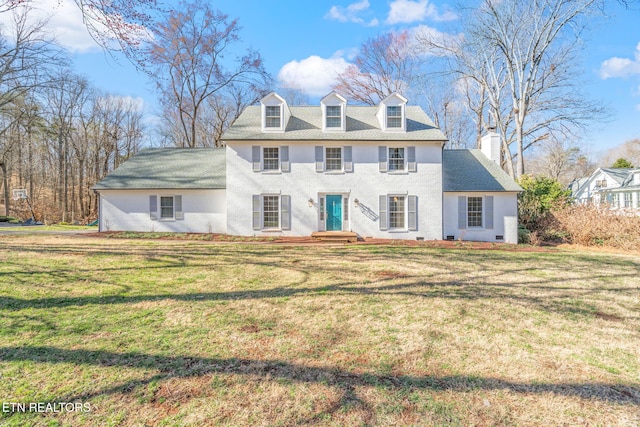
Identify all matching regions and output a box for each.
[324,171,345,175]
[388,171,408,175]
[261,170,282,175]
[261,229,282,233]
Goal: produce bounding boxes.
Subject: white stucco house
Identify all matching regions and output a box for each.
[94,92,522,243]
[570,167,640,211]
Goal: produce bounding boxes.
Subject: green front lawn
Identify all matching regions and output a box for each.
[0,235,638,426]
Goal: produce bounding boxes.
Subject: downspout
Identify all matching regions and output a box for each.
[94,190,101,232]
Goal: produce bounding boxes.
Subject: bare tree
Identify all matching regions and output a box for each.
[333,31,421,105]
[43,70,89,222]
[145,0,269,148]
[465,0,607,178]
[0,6,64,215]
[527,137,595,185]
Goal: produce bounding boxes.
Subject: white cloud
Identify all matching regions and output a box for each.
[325,0,379,27]
[0,0,102,53]
[278,54,351,97]
[386,0,457,25]
[600,42,640,79]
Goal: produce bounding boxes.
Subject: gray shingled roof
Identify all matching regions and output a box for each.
[601,168,633,185]
[222,105,447,141]
[93,148,225,190]
[443,150,522,192]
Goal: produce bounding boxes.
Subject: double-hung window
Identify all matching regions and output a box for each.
[265,106,281,128]
[467,197,483,227]
[326,106,341,128]
[458,196,492,230]
[325,147,342,171]
[253,146,289,172]
[387,106,402,128]
[379,194,417,231]
[160,196,174,219]
[624,192,632,208]
[379,146,415,172]
[388,148,405,171]
[262,195,280,229]
[263,147,279,171]
[252,194,291,231]
[150,195,183,221]
[389,196,406,229]
[316,146,352,172]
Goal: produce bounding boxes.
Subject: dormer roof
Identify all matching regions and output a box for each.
[321,91,347,104]
[260,92,290,132]
[320,91,347,132]
[377,92,408,132]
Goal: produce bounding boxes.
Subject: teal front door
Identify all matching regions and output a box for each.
[326,195,342,231]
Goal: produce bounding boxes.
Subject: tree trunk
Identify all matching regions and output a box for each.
[1,161,9,217]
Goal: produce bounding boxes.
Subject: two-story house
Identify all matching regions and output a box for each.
[94,92,522,243]
[570,167,640,210]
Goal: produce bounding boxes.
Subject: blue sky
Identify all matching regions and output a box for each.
[7,0,640,157]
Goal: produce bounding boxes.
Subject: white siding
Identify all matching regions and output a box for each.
[226,141,443,239]
[99,189,226,233]
[443,192,519,243]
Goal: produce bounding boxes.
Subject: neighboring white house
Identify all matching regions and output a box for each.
[570,167,640,210]
[94,92,522,243]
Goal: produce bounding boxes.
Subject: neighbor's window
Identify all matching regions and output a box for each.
[389,196,405,229]
[263,147,279,170]
[387,106,402,128]
[325,147,342,171]
[467,196,483,227]
[388,147,405,171]
[326,106,342,128]
[624,192,632,208]
[160,196,174,219]
[265,106,281,128]
[263,195,280,228]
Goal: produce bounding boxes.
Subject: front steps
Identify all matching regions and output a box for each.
[311,231,358,243]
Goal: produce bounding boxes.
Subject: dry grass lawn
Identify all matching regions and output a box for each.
[0,235,638,426]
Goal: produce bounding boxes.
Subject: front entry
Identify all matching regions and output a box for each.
[326,195,343,231]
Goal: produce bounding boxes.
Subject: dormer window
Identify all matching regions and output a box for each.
[326,106,342,128]
[321,91,347,132]
[387,106,402,128]
[377,93,407,132]
[260,92,289,132]
[265,106,281,128]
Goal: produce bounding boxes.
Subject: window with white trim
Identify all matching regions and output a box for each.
[263,147,279,171]
[325,147,342,171]
[263,195,280,228]
[467,196,483,227]
[387,106,402,128]
[252,194,291,231]
[265,106,281,128]
[160,196,174,219]
[389,196,406,229]
[388,147,405,171]
[624,192,632,208]
[326,106,341,128]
